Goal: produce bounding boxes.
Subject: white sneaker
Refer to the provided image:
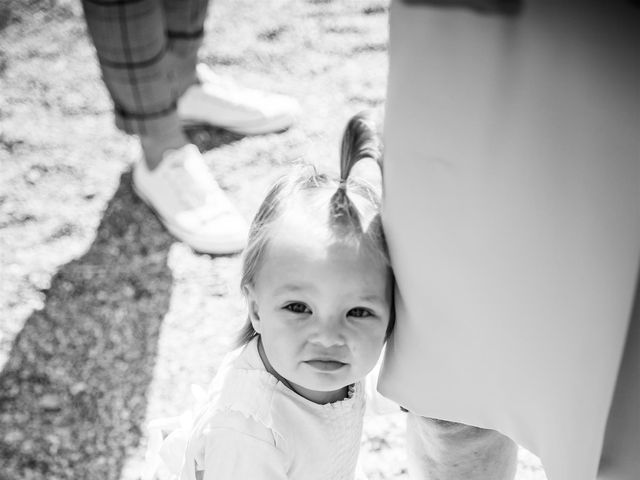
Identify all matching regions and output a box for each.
[133,145,248,254]
[177,64,301,135]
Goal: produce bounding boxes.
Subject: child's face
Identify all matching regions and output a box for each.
[245,207,391,404]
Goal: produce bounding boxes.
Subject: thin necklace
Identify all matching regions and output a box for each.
[257,337,349,403]
[257,336,296,391]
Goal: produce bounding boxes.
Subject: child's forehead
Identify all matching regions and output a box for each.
[266,208,384,266]
[262,224,385,277]
[270,205,334,243]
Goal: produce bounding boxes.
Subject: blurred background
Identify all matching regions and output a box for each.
[0,0,546,478]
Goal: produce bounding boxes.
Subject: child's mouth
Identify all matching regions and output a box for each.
[304,360,347,371]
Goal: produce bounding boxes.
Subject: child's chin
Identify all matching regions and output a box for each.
[304,376,353,393]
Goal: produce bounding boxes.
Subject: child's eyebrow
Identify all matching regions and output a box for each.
[273,283,315,296]
[359,294,386,302]
[356,294,389,307]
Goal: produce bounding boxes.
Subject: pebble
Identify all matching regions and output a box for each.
[69,382,87,395]
[39,393,62,410]
[4,429,24,444]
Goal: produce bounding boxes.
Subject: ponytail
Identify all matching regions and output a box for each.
[330,111,382,228]
[339,111,382,179]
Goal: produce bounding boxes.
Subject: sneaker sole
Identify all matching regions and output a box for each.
[132,181,247,255]
[180,114,295,136]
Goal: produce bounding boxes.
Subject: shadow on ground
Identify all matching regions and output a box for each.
[185,125,246,152]
[0,172,174,480]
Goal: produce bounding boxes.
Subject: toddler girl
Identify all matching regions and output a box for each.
[149,112,394,480]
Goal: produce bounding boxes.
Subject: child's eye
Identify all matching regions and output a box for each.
[348,307,372,318]
[284,303,311,314]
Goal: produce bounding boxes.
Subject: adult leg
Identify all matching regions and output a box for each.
[162,0,208,96]
[81,0,187,169]
[163,0,301,136]
[81,0,247,254]
[407,414,517,480]
[137,0,211,168]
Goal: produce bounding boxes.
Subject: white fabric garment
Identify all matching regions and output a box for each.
[379,1,640,480]
[171,337,366,480]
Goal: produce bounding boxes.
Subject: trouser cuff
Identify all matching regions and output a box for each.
[114,106,181,138]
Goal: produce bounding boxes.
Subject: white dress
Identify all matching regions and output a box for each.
[379,1,640,480]
[148,337,367,480]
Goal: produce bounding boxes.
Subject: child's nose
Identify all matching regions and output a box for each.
[310,316,346,348]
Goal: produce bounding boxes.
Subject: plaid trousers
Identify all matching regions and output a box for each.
[82,0,209,136]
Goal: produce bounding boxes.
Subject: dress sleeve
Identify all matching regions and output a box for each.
[199,411,289,480]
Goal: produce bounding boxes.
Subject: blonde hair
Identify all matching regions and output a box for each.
[236,112,394,347]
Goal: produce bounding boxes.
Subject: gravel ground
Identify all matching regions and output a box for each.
[0,0,547,479]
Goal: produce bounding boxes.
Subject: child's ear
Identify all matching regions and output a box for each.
[243,285,262,333]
